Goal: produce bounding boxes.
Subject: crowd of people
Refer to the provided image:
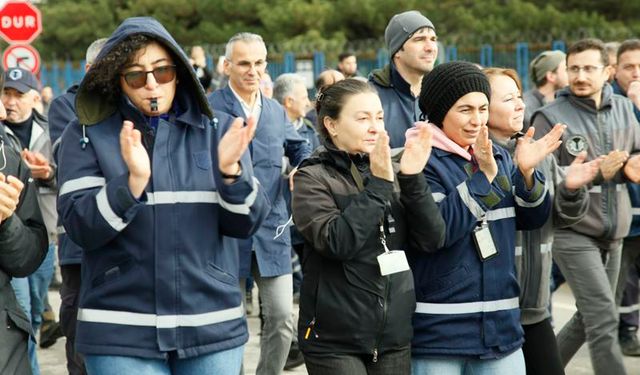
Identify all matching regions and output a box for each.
[1,8,640,375]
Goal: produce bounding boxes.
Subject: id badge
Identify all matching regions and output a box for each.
[377,250,410,276]
[473,221,498,261]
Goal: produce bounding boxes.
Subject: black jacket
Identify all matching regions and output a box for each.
[0,125,49,375]
[291,142,445,358]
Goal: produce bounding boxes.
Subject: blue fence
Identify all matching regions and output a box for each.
[40,40,568,96]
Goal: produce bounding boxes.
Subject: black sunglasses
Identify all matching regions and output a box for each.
[122,65,177,89]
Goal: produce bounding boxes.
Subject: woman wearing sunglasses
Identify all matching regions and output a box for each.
[56,17,269,375]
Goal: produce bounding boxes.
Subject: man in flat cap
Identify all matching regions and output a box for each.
[523,50,568,129]
[369,10,438,148]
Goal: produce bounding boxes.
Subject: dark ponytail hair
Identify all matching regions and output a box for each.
[315,78,376,140]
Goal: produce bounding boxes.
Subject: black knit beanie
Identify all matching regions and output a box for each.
[419,61,491,127]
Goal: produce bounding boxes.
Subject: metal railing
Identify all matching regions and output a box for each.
[40,40,568,95]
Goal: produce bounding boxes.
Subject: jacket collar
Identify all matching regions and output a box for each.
[390,63,414,98]
[611,80,625,96]
[221,85,251,119]
[557,82,614,113]
[369,63,414,98]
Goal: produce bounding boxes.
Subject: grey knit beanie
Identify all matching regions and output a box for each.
[419,61,491,127]
[385,11,435,58]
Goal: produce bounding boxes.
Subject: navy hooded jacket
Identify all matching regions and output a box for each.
[56,17,269,359]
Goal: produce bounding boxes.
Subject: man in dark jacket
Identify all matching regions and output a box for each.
[0,66,50,375]
[369,10,437,148]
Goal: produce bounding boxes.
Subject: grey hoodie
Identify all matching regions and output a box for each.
[531,83,640,240]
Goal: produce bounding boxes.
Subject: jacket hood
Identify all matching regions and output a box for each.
[369,64,392,87]
[75,17,212,125]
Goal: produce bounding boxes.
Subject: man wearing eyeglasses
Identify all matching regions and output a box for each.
[208,32,311,375]
[531,38,640,375]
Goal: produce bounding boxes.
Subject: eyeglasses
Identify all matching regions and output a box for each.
[122,65,177,89]
[226,59,267,71]
[567,65,604,74]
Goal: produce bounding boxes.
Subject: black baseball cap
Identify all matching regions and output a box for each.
[3,67,40,93]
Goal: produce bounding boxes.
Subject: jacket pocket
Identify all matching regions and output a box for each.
[419,264,471,300]
[193,151,212,170]
[91,257,135,289]
[4,308,32,337]
[205,262,238,286]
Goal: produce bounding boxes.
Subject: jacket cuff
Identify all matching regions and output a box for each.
[216,160,253,198]
[557,184,584,200]
[397,172,426,196]
[467,171,505,210]
[514,168,546,203]
[365,175,394,201]
[104,173,145,226]
[0,214,19,236]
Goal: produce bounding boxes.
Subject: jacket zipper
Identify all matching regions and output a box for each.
[373,276,390,363]
[595,111,614,237]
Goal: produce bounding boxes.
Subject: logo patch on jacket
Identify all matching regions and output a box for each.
[566,135,587,156]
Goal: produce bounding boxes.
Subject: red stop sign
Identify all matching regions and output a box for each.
[0,1,42,44]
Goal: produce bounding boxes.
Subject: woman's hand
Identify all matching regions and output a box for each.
[120,121,150,198]
[564,151,602,191]
[400,122,433,175]
[472,125,497,183]
[515,124,565,176]
[370,131,394,182]
[218,116,257,177]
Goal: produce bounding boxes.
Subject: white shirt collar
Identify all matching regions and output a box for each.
[229,84,262,119]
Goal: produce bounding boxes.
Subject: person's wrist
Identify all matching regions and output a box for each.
[220,162,242,179]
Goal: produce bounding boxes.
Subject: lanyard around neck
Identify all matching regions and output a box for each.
[349,161,390,253]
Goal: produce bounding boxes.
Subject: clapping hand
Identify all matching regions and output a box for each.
[623,154,640,183]
[21,149,52,180]
[370,131,394,182]
[0,172,24,222]
[564,151,602,191]
[400,122,433,175]
[515,124,565,176]
[120,120,150,198]
[600,150,629,181]
[218,117,257,181]
[472,125,498,183]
